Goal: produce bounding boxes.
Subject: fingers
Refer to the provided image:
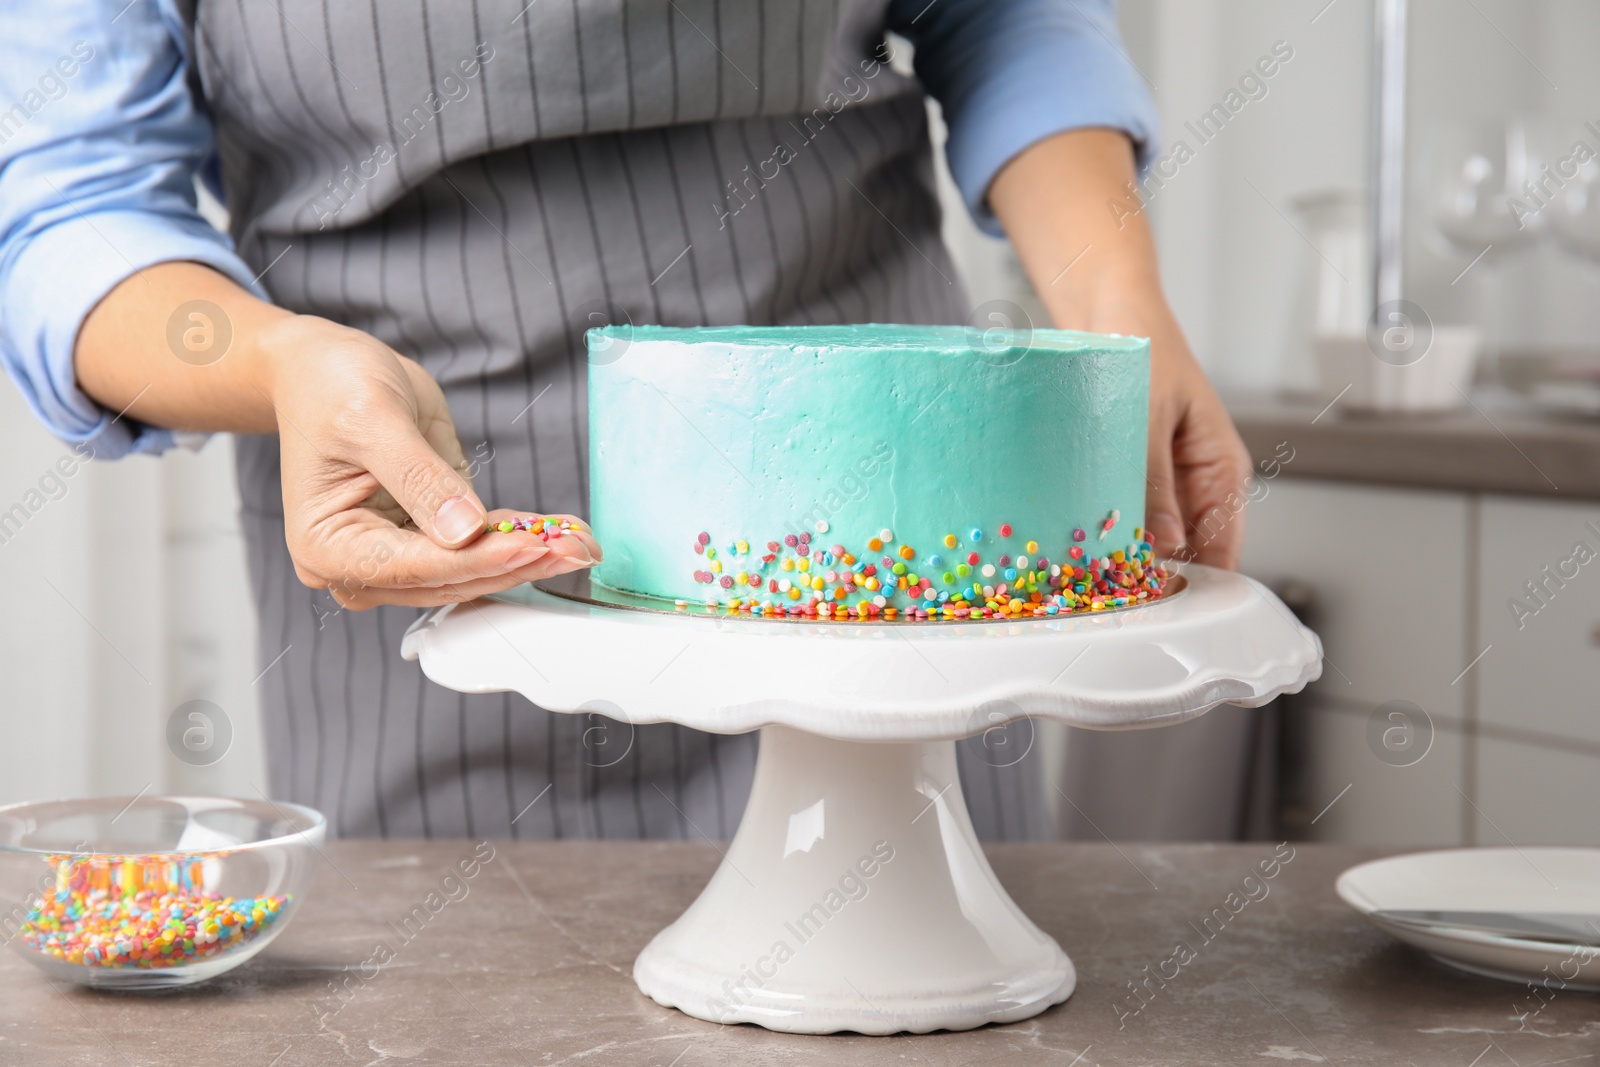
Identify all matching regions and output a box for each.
[1166,382,1252,571]
[327,545,598,610]
[321,517,600,610]
[1141,317,1249,570]
[310,521,537,595]
[405,358,475,489]
[1145,406,1189,563]
[357,416,488,548]
[302,509,602,609]
[1176,410,1252,571]
[301,355,483,548]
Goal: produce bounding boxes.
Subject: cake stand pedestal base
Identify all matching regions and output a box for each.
[633,726,1071,1035]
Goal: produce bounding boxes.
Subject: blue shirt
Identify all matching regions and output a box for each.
[0,0,1156,458]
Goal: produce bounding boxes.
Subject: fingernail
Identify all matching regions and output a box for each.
[1147,511,1186,557]
[552,540,599,566]
[435,496,483,545]
[547,555,598,576]
[506,545,550,570]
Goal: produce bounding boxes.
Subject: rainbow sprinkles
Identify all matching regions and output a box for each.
[483,512,1173,621]
[19,853,289,970]
[486,516,584,537]
[678,515,1171,621]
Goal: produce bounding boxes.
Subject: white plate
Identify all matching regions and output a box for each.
[1336,848,1600,989]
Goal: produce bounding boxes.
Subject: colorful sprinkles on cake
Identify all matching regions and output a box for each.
[676,521,1171,622]
[1098,508,1120,541]
[17,853,289,970]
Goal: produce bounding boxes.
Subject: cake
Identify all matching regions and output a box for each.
[584,324,1168,620]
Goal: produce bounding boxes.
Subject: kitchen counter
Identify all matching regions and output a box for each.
[3,841,1593,1066]
[1229,394,1600,499]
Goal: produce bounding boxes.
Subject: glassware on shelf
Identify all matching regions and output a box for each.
[1424,119,1546,385]
[1551,156,1600,264]
[1428,119,1546,252]
[1282,189,1369,397]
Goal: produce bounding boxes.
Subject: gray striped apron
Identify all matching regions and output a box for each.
[187,0,1272,842]
[185,0,1059,840]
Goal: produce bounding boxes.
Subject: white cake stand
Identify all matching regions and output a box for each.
[401,564,1321,1035]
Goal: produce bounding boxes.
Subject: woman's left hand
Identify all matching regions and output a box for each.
[989,127,1253,568]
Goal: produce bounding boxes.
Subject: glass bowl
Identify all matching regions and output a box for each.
[0,795,323,989]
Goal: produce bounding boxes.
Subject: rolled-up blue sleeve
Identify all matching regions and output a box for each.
[0,0,264,459]
[889,0,1160,236]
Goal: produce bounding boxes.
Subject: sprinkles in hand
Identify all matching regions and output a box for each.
[485,515,584,539]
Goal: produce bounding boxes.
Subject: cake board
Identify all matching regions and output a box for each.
[401,563,1322,1035]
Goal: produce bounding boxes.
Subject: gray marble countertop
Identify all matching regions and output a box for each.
[1228,394,1600,499]
[3,841,1594,1065]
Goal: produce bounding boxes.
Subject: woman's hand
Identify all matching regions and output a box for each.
[76,261,601,608]
[1083,295,1251,569]
[260,314,601,608]
[989,128,1252,568]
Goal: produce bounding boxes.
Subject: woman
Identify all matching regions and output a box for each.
[0,0,1250,839]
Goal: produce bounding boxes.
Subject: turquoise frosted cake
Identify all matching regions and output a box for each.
[585,324,1168,620]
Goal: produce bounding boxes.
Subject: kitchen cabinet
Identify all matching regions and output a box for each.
[1476,735,1600,846]
[1475,496,1600,746]
[1290,699,1466,846]
[1243,477,1600,846]
[1242,478,1470,846]
[1242,479,1471,718]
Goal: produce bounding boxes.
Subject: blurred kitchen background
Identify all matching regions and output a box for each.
[4,0,1598,845]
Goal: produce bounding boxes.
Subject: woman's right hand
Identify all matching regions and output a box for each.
[259,314,602,609]
[75,262,600,610]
